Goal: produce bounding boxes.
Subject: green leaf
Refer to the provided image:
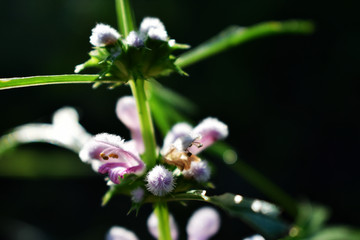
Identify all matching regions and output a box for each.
[296,202,330,235]
[145,191,289,239]
[149,82,196,135]
[309,226,360,240]
[0,74,111,90]
[176,20,314,68]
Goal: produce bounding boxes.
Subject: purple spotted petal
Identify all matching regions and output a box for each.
[189,118,228,155]
[79,133,145,184]
[99,162,145,184]
[116,96,144,154]
[186,207,221,240]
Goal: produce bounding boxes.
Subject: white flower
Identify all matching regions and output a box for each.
[126,31,144,47]
[139,17,168,41]
[90,23,120,46]
[106,226,139,240]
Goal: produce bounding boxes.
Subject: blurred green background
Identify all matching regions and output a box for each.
[0,0,359,239]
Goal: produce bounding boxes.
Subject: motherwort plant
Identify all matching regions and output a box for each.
[3,1,353,240]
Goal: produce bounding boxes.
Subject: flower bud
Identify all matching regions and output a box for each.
[131,187,145,203]
[126,31,144,47]
[146,165,175,196]
[90,23,120,46]
[139,17,168,41]
[183,161,211,182]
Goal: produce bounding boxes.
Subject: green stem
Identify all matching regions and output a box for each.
[129,79,157,168]
[115,0,135,36]
[154,202,172,240]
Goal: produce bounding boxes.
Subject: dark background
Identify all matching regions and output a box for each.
[0,0,359,239]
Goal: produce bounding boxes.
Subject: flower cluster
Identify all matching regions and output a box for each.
[75,17,189,84]
[79,96,228,198]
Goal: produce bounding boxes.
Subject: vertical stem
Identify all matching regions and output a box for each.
[129,79,157,168]
[114,2,170,238]
[154,202,172,240]
[115,0,135,36]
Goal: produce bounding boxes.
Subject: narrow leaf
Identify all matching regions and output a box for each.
[0,74,108,90]
[149,82,196,135]
[176,20,314,68]
[310,226,360,240]
[145,191,289,239]
[296,202,330,235]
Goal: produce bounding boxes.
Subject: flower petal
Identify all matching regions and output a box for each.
[90,23,120,47]
[106,226,139,240]
[139,17,166,35]
[52,107,92,151]
[79,133,145,183]
[116,96,144,154]
[182,161,211,182]
[243,235,265,240]
[99,162,145,184]
[186,207,221,240]
[189,118,228,155]
[126,31,144,47]
[161,122,193,155]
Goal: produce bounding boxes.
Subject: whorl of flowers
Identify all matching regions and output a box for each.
[75,17,189,83]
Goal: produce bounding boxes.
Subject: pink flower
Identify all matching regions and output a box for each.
[187,207,221,240]
[79,133,145,184]
[116,96,144,154]
[161,118,228,171]
[79,96,146,184]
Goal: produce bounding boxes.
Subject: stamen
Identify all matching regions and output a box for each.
[100,152,109,160]
[109,153,119,159]
[193,141,203,148]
